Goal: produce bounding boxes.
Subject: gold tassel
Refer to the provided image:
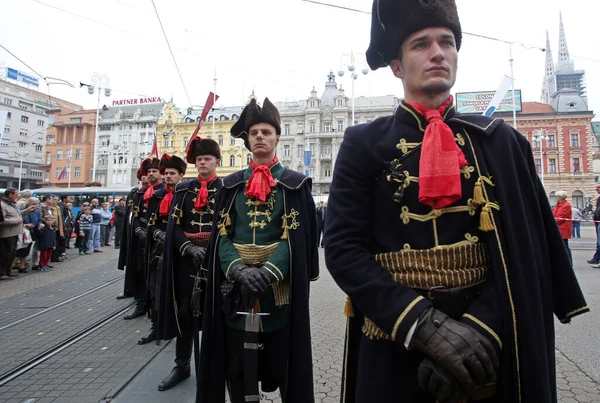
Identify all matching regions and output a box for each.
[473,178,486,205]
[281,226,288,240]
[479,205,495,232]
[219,225,228,237]
[225,215,231,227]
[344,296,354,317]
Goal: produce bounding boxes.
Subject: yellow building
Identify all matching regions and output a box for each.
[156,100,247,178]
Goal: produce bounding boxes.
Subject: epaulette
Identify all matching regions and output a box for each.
[448,114,504,136]
[153,188,167,199]
[278,169,311,190]
[223,171,245,189]
[176,178,199,193]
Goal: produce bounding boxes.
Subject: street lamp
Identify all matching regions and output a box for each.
[15,150,29,191]
[532,129,549,187]
[338,51,369,126]
[80,73,111,184]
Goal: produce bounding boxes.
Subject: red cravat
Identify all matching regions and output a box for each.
[195,173,217,210]
[143,183,158,207]
[246,157,278,202]
[405,96,468,209]
[159,187,174,216]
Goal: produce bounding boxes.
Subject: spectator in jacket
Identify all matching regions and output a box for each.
[0,188,34,280]
[37,215,57,272]
[63,202,75,249]
[88,199,102,253]
[113,198,126,248]
[78,206,93,255]
[572,205,583,239]
[553,190,573,266]
[74,202,89,251]
[49,195,64,262]
[589,184,600,266]
[100,202,112,246]
[16,197,42,273]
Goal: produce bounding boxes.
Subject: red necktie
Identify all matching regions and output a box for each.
[159,187,174,216]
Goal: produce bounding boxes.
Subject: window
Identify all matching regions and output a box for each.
[37,120,44,127]
[337,120,344,132]
[3,126,9,133]
[3,98,12,105]
[247,153,252,165]
[75,149,81,160]
[20,130,27,136]
[309,121,316,133]
[284,124,290,136]
[571,133,580,147]
[309,143,316,153]
[34,144,42,152]
[183,137,189,147]
[140,133,146,143]
[56,150,63,160]
[535,159,541,173]
[324,165,332,177]
[21,115,29,123]
[231,137,236,145]
[46,152,51,164]
[572,190,584,209]
[163,138,169,147]
[55,168,62,178]
[310,101,315,108]
[6,112,11,119]
[549,158,557,173]
[218,158,223,167]
[308,165,315,177]
[18,141,26,148]
[74,167,81,178]
[18,102,29,110]
[284,145,291,157]
[218,135,223,146]
[171,140,174,147]
[297,144,304,157]
[46,135,54,144]
[323,143,331,155]
[572,158,580,172]
[323,123,331,133]
[548,134,556,148]
[230,155,236,167]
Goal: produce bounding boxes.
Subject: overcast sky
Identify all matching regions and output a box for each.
[1,0,598,118]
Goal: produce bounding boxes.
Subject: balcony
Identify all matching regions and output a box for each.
[320,153,332,160]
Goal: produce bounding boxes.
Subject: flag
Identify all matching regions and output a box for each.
[304,150,312,176]
[483,75,513,117]
[151,132,159,158]
[58,156,71,180]
[186,91,220,154]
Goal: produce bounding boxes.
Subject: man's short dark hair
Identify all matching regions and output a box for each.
[41,195,51,202]
[60,194,69,202]
[4,188,17,197]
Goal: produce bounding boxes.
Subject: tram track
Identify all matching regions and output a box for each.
[0,274,124,332]
[0,301,135,387]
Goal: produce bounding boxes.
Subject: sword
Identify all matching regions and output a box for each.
[237,305,270,402]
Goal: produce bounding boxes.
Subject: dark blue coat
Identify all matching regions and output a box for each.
[36,225,56,251]
[325,102,588,403]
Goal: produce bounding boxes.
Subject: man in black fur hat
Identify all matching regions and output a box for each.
[138,153,187,346]
[123,157,162,320]
[157,137,222,391]
[325,1,588,402]
[197,98,319,403]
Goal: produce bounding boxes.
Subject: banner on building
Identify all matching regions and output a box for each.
[0,110,7,143]
[304,150,312,177]
[455,89,522,114]
[6,67,39,88]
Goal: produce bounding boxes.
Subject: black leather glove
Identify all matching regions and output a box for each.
[409,307,499,395]
[184,244,206,267]
[135,227,147,243]
[228,264,274,296]
[153,230,166,244]
[418,357,462,402]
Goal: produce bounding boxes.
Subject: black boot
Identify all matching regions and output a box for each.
[158,333,192,391]
[138,322,157,345]
[123,302,146,320]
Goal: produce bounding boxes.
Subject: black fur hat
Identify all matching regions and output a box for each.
[366,0,462,70]
[231,98,281,150]
[159,153,187,175]
[185,137,222,164]
[136,158,153,180]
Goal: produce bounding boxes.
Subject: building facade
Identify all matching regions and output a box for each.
[43,109,97,187]
[276,72,399,195]
[0,78,81,189]
[95,102,165,187]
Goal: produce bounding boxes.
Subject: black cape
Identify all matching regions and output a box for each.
[196,168,319,403]
[117,187,137,297]
[325,106,589,403]
[144,184,167,312]
[121,185,150,299]
[158,177,222,341]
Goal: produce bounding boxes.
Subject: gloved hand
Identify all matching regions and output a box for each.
[228,264,274,296]
[184,244,206,267]
[418,357,462,402]
[153,230,166,244]
[135,227,147,243]
[409,307,499,395]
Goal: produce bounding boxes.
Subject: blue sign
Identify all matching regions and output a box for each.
[304,150,312,176]
[7,67,39,88]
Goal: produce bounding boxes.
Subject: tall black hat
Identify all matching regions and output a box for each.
[185,137,222,164]
[159,153,187,175]
[366,0,462,70]
[136,157,155,180]
[230,98,281,150]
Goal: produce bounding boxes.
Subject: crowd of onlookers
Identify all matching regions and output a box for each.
[0,188,126,280]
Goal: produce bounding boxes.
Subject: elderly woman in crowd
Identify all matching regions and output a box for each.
[16,189,33,209]
[552,190,573,266]
[16,197,42,273]
[100,202,113,246]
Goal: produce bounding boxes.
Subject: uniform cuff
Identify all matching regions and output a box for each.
[264,261,284,281]
[391,296,431,342]
[462,313,502,350]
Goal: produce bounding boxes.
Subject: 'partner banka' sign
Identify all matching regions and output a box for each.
[112,97,162,106]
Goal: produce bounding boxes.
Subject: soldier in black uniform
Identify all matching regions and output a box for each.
[139,153,187,345]
[123,157,162,320]
[157,137,222,391]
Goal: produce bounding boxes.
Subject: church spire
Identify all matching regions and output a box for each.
[557,12,570,64]
[544,31,554,77]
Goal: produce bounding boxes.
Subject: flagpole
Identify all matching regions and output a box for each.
[68,144,73,188]
[212,69,217,138]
